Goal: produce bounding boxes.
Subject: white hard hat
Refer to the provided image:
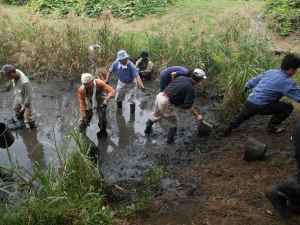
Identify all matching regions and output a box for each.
[192,68,207,81]
[81,73,94,84]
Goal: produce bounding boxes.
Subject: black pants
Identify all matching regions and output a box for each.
[230,101,294,129]
[294,121,300,170]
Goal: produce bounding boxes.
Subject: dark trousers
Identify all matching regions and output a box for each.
[230,101,294,129]
[294,121,300,171]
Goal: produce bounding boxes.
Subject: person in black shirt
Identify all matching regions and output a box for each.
[144,69,207,144]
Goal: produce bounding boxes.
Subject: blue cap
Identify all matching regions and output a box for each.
[117,50,129,61]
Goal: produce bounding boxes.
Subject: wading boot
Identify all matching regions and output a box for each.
[144,120,154,136]
[130,103,136,115]
[265,187,291,218]
[167,127,177,144]
[267,125,286,134]
[117,101,122,110]
[28,121,37,129]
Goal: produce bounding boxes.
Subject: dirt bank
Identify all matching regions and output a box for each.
[128,110,300,225]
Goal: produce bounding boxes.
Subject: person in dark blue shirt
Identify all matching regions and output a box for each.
[145,69,207,144]
[160,67,207,91]
[224,54,300,136]
[265,121,300,218]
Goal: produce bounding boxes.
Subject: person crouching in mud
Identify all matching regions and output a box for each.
[1,64,36,129]
[106,50,145,114]
[135,51,154,81]
[144,69,207,144]
[224,54,300,136]
[78,73,115,137]
[265,121,300,218]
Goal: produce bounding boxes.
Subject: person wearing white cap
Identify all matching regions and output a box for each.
[106,50,144,114]
[78,73,115,136]
[1,64,36,128]
[145,69,207,144]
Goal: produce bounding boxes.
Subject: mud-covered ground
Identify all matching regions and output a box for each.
[127,110,300,225]
[2,79,300,225]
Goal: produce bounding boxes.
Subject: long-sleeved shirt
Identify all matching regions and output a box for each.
[135,58,154,73]
[164,76,195,109]
[160,66,189,91]
[78,79,115,113]
[245,69,300,105]
[12,69,32,106]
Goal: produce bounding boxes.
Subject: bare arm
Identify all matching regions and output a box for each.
[190,107,203,121]
[135,75,145,89]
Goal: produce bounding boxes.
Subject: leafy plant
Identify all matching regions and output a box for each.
[265,0,300,36]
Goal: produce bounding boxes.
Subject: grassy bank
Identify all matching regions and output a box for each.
[0,131,114,225]
[0,6,278,114]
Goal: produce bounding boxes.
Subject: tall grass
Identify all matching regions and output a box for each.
[0,130,114,225]
[0,12,278,115]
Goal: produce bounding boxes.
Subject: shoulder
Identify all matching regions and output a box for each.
[128,60,137,68]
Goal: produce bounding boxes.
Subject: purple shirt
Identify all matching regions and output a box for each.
[109,60,139,83]
[160,66,189,91]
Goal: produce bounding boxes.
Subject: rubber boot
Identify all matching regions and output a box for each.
[78,123,87,134]
[130,103,135,115]
[144,119,154,135]
[167,127,177,144]
[98,121,108,139]
[117,101,122,110]
[28,121,37,129]
[266,189,291,218]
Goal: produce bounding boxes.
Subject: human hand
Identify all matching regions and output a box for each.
[196,114,203,121]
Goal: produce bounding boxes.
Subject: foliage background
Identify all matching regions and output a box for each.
[265,0,300,36]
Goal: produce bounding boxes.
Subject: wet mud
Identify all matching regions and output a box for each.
[0,79,218,185]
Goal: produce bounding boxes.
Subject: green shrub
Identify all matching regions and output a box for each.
[0,131,114,225]
[265,0,300,36]
[26,0,175,18]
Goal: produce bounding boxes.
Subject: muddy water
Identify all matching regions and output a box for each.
[0,79,217,184]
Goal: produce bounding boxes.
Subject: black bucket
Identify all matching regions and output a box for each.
[0,123,15,149]
[244,137,267,161]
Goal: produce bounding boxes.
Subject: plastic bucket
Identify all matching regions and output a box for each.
[244,137,267,161]
[0,123,15,149]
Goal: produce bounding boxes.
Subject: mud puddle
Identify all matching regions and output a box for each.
[0,79,218,185]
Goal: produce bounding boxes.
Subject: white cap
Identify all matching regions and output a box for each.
[117,50,129,61]
[81,73,94,84]
[193,68,207,80]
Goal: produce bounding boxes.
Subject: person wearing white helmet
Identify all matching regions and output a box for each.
[145,69,207,144]
[106,50,144,114]
[78,73,115,136]
[1,64,36,129]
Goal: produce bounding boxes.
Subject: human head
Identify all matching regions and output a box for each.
[81,73,94,88]
[140,51,149,59]
[117,50,129,66]
[191,68,207,84]
[1,64,17,80]
[281,53,300,76]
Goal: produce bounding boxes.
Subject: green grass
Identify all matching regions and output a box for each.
[0,131,114,225]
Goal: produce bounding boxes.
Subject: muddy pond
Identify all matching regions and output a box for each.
[0,79,217,184]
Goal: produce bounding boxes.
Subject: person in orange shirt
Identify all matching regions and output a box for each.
[78,73,115,136]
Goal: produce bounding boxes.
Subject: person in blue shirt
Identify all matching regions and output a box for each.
[145,69,207,144]
[224,54,300,136]
[106,50,144,114]
[160,66,206,91]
